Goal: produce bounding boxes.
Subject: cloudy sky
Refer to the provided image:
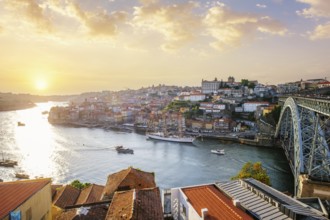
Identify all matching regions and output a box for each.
[0,0,329,95]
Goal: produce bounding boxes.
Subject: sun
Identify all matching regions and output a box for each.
[35,79,48,90]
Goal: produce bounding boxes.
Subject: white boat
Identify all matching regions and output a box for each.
[147,132,195,143]
[211,149,225,155]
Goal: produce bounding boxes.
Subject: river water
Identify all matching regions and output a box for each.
[0,102,293,192]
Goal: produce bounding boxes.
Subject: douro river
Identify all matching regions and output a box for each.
[0,102,293,192]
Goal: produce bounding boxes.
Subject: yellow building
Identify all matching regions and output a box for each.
[0,178,52,220]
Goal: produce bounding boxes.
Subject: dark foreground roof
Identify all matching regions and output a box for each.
[217,179,328,220]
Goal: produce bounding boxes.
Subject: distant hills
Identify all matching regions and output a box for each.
[0,92,77,111]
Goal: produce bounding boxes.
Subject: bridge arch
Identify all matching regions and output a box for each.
[275,97,330,196]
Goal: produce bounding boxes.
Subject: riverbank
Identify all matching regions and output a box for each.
[49,119,277,148]
[0,101,36,111]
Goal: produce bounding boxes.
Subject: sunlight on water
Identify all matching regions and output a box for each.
[12,103,67,180]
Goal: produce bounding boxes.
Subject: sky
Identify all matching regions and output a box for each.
[0,0,330,95]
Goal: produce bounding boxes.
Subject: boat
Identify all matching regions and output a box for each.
[0,152,18,167]
[211,149,225,155]
[15,173,29,179]
[146,113,195,143]
[115,146,134,154]
[147,132,195,143]
[17,121,25,126]
[0,159,17,167]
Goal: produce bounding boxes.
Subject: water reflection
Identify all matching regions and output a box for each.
[0,103,293,192]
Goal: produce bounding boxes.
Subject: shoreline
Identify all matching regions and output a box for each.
[49,120,276,148]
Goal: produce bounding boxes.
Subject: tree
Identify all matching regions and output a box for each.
[241,79,249,87]
[264,105,282,126]
[70,180,91,190]
[231,162,271,185]
[248,82,256,89]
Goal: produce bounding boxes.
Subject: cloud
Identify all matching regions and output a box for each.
[296,0,330,40]
[68,2,127,37]
[132,1,201,51]
[256,4,267,9]
[4,0,52,32]
[296,0,330,18]
[203,6,286,50]
[310,22,330,39]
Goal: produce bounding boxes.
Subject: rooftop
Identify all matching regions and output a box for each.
[102,167,156,200]
[76,184,104,205]
[53,185,80,209]
[0,178,51,219]
[182,184,253,220]
[105,187,163,220]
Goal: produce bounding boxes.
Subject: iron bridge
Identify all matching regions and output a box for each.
[275,96,330,196]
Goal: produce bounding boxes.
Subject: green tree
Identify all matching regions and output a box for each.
[241,79,249,87]
[231,162,271,185]
[264,105,282,126]
[248,82,256,89]
[70,180,91,190]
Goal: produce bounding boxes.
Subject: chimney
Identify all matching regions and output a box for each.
[201,208,208,220]
[233,199,240,207]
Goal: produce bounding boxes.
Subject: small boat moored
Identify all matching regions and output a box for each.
[17,122,25,126]
[211,149,225,155]
[15,173,29,179]
[0,160,17,167]
[0,152,18,167]
[115,146,134,154]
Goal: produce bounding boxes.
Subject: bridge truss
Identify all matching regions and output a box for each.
[275,97,330,196]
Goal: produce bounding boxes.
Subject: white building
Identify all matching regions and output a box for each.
[243,101,269,112]
[189,92,206,102]
[201,78,220,94]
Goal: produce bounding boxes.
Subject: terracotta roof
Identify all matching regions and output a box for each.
[102,167,156,200]
[106,190,134,220]
[53,185,80,209]
[132,187,163,220]
[182,184,253,220]
[106,187,163,220]
[0,178,51,219]
[56,204,109,220]
[76,184,104,205]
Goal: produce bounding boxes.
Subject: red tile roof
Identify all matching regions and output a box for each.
[76,184,104,205]
[0,178,51,219]
[132,187,163,220]
[102,167,156,200]
[106,187,163,220]
[182,185,253,220]
[106,190,134,219]
[53,185,80,209]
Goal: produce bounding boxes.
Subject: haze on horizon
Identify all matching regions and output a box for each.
[0,0,329,95]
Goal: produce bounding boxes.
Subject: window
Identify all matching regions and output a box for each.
[25,208,32,220]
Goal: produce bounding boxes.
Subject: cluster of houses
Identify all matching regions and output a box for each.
[48,77,329,135]
[0,167,329,220]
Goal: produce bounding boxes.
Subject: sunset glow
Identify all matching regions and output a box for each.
[0,0,329,95]
[35,79,48,91]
